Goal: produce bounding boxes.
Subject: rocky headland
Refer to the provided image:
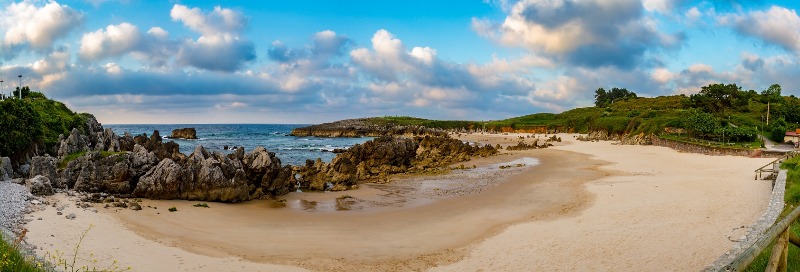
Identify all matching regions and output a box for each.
[0,116,498,206]
[290,118,448,137]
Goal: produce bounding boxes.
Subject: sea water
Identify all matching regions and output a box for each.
[105,124,372,166]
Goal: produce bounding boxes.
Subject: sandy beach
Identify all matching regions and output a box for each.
[21,134,774,271]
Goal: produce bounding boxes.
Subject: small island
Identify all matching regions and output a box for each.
[167,128,197,139]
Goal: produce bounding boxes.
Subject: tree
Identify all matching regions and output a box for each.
[685,111,718,138]
[761,84,782,103]
[594,87,637,107]
[689,83,748,113]
[0,99,43,157]
[12,86,31,99]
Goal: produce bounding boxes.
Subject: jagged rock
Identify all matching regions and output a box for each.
[58,128,89,157]
[577,131,653,145]
[167,128,197,139]
[0,157,12,180]
[28,156,60,187]
[134,145,255,202]
[242,146,293,195]
[63,150,158,194]
[133,159,185,199]
[296,135,497,191]
[26,175,54,196]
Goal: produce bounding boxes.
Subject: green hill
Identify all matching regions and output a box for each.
[367,83,797,146]
[0,91,88,160]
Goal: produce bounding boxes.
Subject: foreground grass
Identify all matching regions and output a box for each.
[745,156,800,271]
[0,231,44,272]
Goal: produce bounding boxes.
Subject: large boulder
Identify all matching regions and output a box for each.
[58,128,89,157]
[0,157,12,180]
[133,159,187,200]
[242,146,294,196]
[26,175,54,196]
[28,156,60,188]
[167,128,197,139]
[63,150,158,194]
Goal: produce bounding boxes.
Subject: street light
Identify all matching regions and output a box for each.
[0,79,3,100]
[17,75,21,99]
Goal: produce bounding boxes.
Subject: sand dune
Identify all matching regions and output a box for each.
[22,134,773,271]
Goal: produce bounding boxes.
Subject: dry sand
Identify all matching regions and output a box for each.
[22,134,774,271]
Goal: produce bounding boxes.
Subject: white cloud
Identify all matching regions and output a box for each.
[79,23,142,60]
[410,47,436,65]
[170,5,246,36]
[473,0,684,69]
[651,68,674,83]
[170,4,255,72]
[102,63,122,74]
[643,0,687,14]
[0,1,83,58]
[685,7,702,21]
[719,5,800,53]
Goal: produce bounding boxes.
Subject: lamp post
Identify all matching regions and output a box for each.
[17,75,22,99]
[0,79,3,100]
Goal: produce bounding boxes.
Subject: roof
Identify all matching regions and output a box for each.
[787,132,799,137]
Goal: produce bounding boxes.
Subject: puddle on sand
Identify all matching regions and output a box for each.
[487,157,540,169]
[265,157,541,212]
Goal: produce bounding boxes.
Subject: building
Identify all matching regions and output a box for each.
[785,129,800,146]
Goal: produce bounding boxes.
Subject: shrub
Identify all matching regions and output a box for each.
[168,207,177,212]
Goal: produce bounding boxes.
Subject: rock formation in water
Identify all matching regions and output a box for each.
[295,135,498,191]
[167,128,198,139]
[7,115,499,202]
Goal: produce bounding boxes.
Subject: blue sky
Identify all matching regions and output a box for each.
[1,0,800,124]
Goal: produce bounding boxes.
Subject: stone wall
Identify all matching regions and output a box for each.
[651,137,780,158]
[704,170,786,271]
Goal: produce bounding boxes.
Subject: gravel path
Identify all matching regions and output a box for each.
[0,180,32,234]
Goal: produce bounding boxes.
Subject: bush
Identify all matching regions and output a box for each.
[0,99,43,157]
[168,207,177,212]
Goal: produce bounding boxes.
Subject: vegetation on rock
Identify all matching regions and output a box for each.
[0,91,87,160]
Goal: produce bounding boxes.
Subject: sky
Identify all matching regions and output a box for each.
[1,0,800,124]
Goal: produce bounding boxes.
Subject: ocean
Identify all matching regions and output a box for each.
[105,124,372,166]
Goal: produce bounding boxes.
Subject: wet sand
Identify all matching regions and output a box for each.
[22,134,774,271]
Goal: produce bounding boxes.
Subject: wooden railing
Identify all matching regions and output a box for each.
[720,198,800,272]
[719,151,800,271]
[755,151,799,180]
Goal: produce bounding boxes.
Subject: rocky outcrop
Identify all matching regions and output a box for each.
[26,175,54,196]
[290,118,447,138]
[0,157,11,181]
[62,146,159,194]
[243,147,295,196]
[133,145,290,202]
[296,135,498,191]
[58,128,89,157]
[577,131,652,145]
[130,130,185,161]
[168,128,198,139]
[28,156,59,187]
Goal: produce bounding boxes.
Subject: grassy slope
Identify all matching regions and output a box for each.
[0,94,87,158]
[368,95,692,135]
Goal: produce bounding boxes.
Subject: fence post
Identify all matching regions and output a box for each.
[766,229,789,272]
